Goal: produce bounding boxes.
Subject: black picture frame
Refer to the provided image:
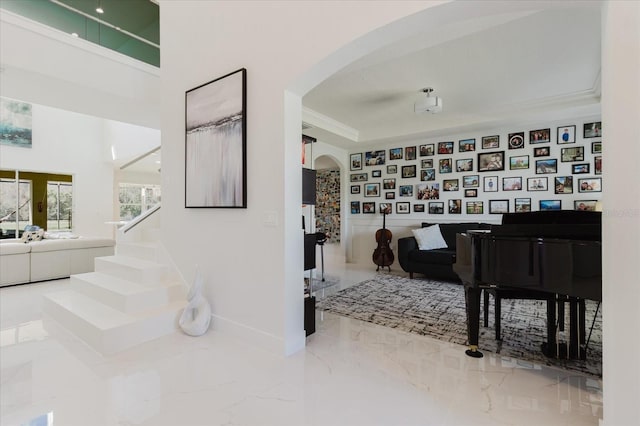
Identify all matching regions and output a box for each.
[515,198,531,212]
[557,125,576,144]
[364,183,380,197]
[592,141,602,153]
[413,203,425,213]
[448,199,462,214]
[584,121,602,138]
[350,173,368,182]
[540,200,562,211]
[481,135,500,149]
[350,153,363,170]
[508,132,525,149]
[533,146,550,157]
[466,201,484,214]
[372,170,382,178]
[443,179,459,191]
[365,150,386,166]
[405,146,417,160]
[402,165,417,178]
[362,202,376,214]
[419,144,435,156]
[578,178,602,192]
[529,128,550,144]
[554,176,574,194]
[350,201,360,214]
[594,156,602,175]
[502,176,522,191]
[561,146,584,162]
[535,159,557,174]
[383,178,396,190]
[459,138,476,152]
[437,141,454,154]
[387,164,397,174]
[385,191,395,200]
[572,163,590,174]
[464,189,477,198]
[428,202,444,214]
[421,159,433,169]
[439,158,453,174]
[463,175,480,188]
[399,185,414,197]
[527,177,548,191]
[185,68,247,208]
[389,147,403,160]
[396,201,410,214]
[509,155,529,170]
[350,185,360,194]
[477,151,505,172]
[421,169,436,181]
[483,176,498,192]
[380,202,393,213]
[456,158,473,172]
[575,200,598,211]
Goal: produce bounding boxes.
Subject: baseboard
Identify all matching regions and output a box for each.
[210,314,306,356]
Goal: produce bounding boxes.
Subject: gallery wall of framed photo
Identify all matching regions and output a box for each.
[347,117,602,218]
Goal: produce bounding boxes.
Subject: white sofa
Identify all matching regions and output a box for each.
[0,237,115,287]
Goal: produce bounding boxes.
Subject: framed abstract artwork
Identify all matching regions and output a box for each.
[185,68,247,208]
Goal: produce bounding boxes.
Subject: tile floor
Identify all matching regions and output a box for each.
[0,243,602,426]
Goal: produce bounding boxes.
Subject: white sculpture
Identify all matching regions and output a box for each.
[179,266,212,336]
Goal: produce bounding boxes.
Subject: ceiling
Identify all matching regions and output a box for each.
[302,4,602,150]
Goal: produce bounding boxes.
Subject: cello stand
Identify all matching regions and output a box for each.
[315,232,327,281]
[376,264,391,273]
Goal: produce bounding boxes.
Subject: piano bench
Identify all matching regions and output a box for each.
[483,288,556,341]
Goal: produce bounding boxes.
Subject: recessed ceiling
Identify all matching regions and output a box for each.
[302,5,601,149]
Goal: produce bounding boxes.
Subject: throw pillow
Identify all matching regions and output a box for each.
[412,224,448,250]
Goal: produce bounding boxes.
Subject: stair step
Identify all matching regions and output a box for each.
[43,290,186,355]
[94,255,168,285]
[116,242,158,261]
[71,272,184,313]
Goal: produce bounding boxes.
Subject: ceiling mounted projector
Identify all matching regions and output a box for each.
[414,87,442,114]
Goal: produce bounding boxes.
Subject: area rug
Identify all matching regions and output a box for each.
[316,274,602,377]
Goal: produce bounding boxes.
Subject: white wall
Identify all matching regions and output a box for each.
[345,114,602,263]
[602,2,640,425]
[0,104,114,238]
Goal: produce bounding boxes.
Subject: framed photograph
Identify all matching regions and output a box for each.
[350,153,363,170]
[584,121,602,138]
[557,125,576,144]
[483,176,498,192]
[405,146,417,160]
[396,201,411,214]
[592,141,602,154]
[572,163,590,174]
[594,156,602,175]
[413,203,425,213]
[540,200,562,211]
[350,173,368,182]
[448,199,462,214]
[466,201,484,214]
[443,179,459,191]
[439,158,453,174]
[399,185,414,197]
[508,132,525,149]
[437,141,454,154]
[578,178,602,192]
[362,202,376,214]
[379,202,392,213]
[502,177,522,191]
[456,158,473,172]
[387,164,397,174]
[350,201,360,214]
[481,135,500,149]
[527,177,548,191]
[428,202,444,214]
[554,176,573,194]
[561,146,584,162]
[529,128,550,144]
[365,150,386,166]
[420,143,435,156]
[383,178,396,190]
[186,68,247,208]
[421,168,436,181]
[402,165,417,178]
[416,183,440,200]
[421,159,433,169]
[477,151,505,172]
[350,185,360,194]
[509,155,529,170]
[463,175,480,188]
[575,200,598,211]
[535,159,557,174]
[389,147,403,160]
[459,138,476,152]
[489,199,509,214]
[364,183,380,197]
[515,198,532,213]
[372,170,382,178]
[533,146,550,157]
[464,189,478,198]
[385,191,395,200]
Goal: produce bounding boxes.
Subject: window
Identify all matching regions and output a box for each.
[119,183,161,221]
[47,182,73,231]
[0,178,32,237]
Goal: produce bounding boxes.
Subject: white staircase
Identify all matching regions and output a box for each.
[43,206,187,355]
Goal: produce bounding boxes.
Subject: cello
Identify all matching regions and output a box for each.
[372,206,394,271]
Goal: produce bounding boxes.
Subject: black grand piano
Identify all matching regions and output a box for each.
[453,210,602,360]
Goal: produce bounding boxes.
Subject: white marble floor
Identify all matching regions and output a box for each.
[0,244,602,426]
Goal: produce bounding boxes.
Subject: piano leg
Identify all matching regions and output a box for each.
[544,297,558,358]
[464,285,484,358]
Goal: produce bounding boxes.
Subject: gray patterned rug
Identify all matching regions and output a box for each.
[316,275,602,377]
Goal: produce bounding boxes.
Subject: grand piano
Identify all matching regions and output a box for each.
[453,211,602,360]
